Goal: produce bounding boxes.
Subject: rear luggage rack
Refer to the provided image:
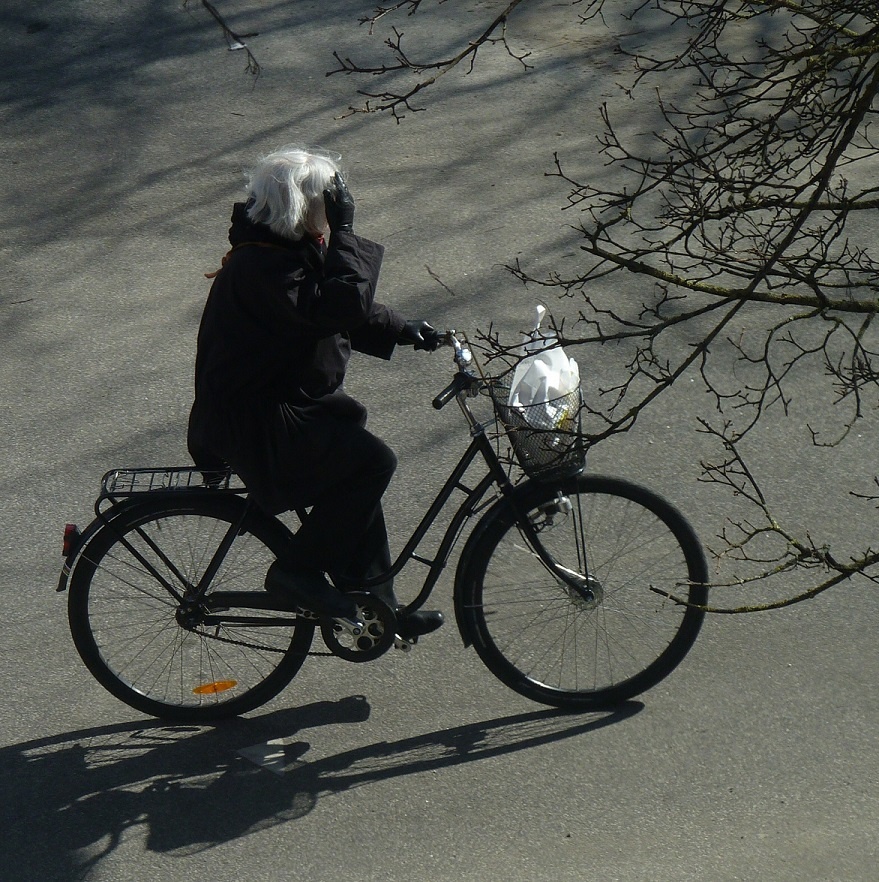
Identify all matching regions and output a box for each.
[100,466,246,498]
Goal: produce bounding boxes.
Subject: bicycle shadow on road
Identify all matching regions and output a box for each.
[2,696,642,880]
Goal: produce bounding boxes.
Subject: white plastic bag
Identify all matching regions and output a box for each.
[508,306,580,428]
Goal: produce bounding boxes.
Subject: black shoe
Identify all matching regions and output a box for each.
[265,561,359,620]
[396,609,444,640]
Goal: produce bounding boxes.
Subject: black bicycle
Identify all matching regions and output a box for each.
[58,332,709,723]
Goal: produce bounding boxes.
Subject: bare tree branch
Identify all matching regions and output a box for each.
[185,0,261,77]
[333,1,879,611]
[327,0,534,120]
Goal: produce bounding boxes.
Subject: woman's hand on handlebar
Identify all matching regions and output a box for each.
[399,320,441,351]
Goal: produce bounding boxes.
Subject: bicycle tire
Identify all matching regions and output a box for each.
[68,495,314,722]
[456,474,708,709]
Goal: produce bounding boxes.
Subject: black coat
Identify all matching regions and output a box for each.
[188,203,404,513]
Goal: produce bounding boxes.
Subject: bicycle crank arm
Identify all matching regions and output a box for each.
[334,615,367,635]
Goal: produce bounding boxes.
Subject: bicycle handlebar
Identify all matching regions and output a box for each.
[432,372,475,410]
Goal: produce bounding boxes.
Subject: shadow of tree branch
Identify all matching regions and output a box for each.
[2,696,642,878]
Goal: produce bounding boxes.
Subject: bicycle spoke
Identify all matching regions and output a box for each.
[69,499,313,721]
[463,475,707,707]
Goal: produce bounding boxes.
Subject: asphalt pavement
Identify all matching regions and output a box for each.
[1,2,877,880]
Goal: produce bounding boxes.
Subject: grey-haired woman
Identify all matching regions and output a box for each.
[188,145,443,638]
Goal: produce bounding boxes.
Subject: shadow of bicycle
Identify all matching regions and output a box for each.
[2,696,642,880]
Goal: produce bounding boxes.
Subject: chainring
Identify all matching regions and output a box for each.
[319,592,397,662]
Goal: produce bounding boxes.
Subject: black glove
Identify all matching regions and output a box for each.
[399,320,440,351]
[323,172,355,234]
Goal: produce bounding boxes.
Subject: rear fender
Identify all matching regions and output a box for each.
[56,493,281,593]
[57,498,149,593]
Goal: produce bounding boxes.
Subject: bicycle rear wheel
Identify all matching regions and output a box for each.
[457,475,708,709]
[68,495,314,722]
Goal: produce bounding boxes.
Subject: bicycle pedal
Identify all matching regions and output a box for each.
[393,635,417,652]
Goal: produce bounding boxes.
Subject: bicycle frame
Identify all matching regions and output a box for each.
[60,338,589,617]
[354,407,509,613]
[341,380,591,613]
[61,330,713,721]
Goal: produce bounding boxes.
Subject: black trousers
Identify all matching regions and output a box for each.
[278,417,398,606]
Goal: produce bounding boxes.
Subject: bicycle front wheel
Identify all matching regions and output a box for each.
[68,495,314,722]
[457,475,708,709]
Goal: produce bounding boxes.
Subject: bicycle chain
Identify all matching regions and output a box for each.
[193,598,401,659]
[192,618,341,657]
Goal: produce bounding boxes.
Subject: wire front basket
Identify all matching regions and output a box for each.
[489,379,586,480]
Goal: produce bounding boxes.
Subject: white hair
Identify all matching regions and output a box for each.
[244,145,342,241]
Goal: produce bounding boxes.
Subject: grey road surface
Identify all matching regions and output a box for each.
[1,2,877,881]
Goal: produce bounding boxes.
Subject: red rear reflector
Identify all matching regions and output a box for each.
[63,524,80,557]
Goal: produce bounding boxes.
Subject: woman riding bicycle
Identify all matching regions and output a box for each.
[187,145,444,639]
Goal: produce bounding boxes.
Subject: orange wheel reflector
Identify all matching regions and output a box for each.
[192,680,238,695]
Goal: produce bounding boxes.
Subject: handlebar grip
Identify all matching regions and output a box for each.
[432,373,472,409]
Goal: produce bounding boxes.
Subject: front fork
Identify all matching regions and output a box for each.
[516,490,600,606]
[453,484,601,647]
